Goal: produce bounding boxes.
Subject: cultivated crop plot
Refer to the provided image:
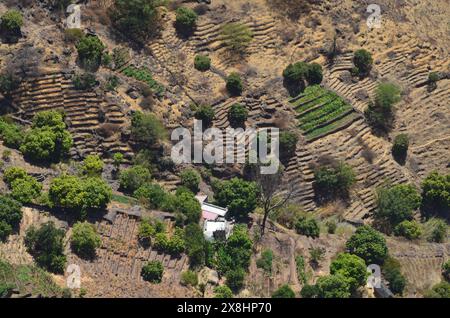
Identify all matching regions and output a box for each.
[0,0,448,305]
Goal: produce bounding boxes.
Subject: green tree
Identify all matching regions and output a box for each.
[442,260,450,282]
[76,35,106,70]
[131,111,167,149]
[73,73,97,90]
[0,196,22,241]
[113,153,124,171]
[226,73,243,96]
[393,220,422,240]
[365,83,401,131]
[0,73,20,95]
[300,284,319,298]
[221,23,253,54]
[353,49,373,76]
[272,284,295,298]
[213,178,259,220]
[256,249,273,274]
[346,225,388,265]
[176,192,201,224]
[81,154,104,176]
[3,167,28,185]
[141,260,164,283]
[225,267,246,292]
[228,103,248,128]
[214,285,233,298]
[283,62,308,84]
[175,7,198,35]
[10,177,42,204]
[295,216,320,239]
[392,134,409,163]
[427,219,447,243]
[314,161,356,202]
[421,171,449,218]
[133,183,167,209]
[424,282,450,298]
[375,184,421,227]
[279,131,298,162]
[25,222,66,273]
[316,274,351,298]
[184,223,207,268]
[119,165,152,193]
[1,10,23,39]
[306,63,323,85]
[330,253,368,293]
[195,105,215,128]
[382,257,406,295]
[0,118,23,148]
[71,221,102,259]
[194,55,211,71]
[110,0,161,43]
[180,270,198,286]
[180,169,201,193]
[81,177,112,211]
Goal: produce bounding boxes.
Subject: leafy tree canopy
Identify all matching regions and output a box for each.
[346,225,388,265]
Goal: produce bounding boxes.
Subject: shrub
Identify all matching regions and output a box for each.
[180,169,201,193]
[73,73,97,90]
[113,153,124,170]
[295,216,320,239]
[110,0,161,43]
[330,253,368,293]
[137,219,156,245]
[10,177,42,204]
[427,219,447,243]
[279,131,298,161]
[184,223,207,268]
[25,222,66,273]
[214,285,233,298]
[272,284,295,298]
[112,47,130,69]
[306,63,323,85]
[81,154,104,176]
[227,103,248,128]
[282,62,308,84]
[326,220,337,234]
[393,220,422,240]
[424,282,450,298]
[194,105,215,128]
[0,73,20,95]
[382,256,406,295]
[3,167,28,185]
[1,10,23,36]
[365,83,401,131]
[346,225,388,265]
[392,134,409,163]
[180,270,198,286]
[0,196,22,242]
[226,73,243,96]
[0,118,23,148]
[194,55,211,71]
[175,7,198,35]
[421,171,450,218]
[71,221,102,259]
[213,178,259,220]
[316,274,351,298]
[256,249,273,274]
[221,23,253,54]
[131,111,167,149]
[225,268,246,292]
[133,183,167,209]
[141,260,163,283]
[64,28,84,43]
[309,247,325,267]
[375,184,421,227]
[76,35,106,70]
[176,192,201,224]
[314,161,356,202]
[300,284,319,298]
[216,225,252,276]
[353,49,373,76]
[119,165,152,193]
[442,260,450,281]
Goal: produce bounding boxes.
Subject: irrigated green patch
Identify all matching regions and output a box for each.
[122,66,165,97]
[289,86,357,141]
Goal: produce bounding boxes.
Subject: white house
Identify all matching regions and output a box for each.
[195,193,232,241]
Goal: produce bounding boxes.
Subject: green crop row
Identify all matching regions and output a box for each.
[122,66,165,97]
[300,104,352,132]
[305,113,359,140]
[295,91,339,113]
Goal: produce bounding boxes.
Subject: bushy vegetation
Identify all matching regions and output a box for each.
[64,28,84,43]
[76,35,106,70]
[279,131,298,162]
[353,49,373,77]
[346,225,388,265]
[194,55,211,71]
[0,196,22,242]
[315,274,351,298]
[73,73,97,90]
[392,133,409,163]
[180,169,201,193]
[0,10,23,40]
[110,0,162,43]
[421,171,449,218]
[131,111,167,149]
[119,165,152,193]
[313,160,356,202]
[330,253,368,293]
[3,167,42,204]
[134,183,167,210]
[184,223,208,268]
[20,111,73,163]
[213,178,259,220]
[424,218,447,243]
[393,220,422,240]
[365,82,402,131]
[214,285,233,298]
[375,184,421,228]
[194,105,215,128]
[141,260,164,283]
[424,281,450,298]
[221,23,253,54]
[295,216,320,238]
[180,270,198,286]
[154,228,185,256]
[283,62,323,87]
[175,7,198,35]
[25,222,66,274]
[122,66,165,97]
[256,249,273,275]
[81,154,104,177]
[71,222,102,259]
[49,175,112,216]
[382,256,406,295]
[0,73,20,95]
[226,73,243,96]
[272,284,295,298]
[227,103,248,128]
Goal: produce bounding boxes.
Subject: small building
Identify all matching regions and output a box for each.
[203,219,232,242]
[195,194,229,221]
